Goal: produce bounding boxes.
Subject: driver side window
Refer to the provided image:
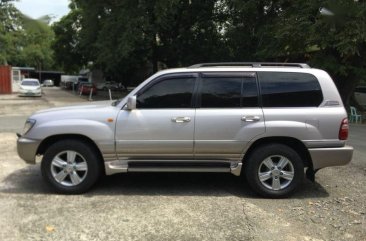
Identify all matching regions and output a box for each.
[137,76,196,109]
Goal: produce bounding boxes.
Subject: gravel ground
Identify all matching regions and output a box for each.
[0,88,365,241]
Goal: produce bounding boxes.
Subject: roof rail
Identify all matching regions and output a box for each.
[188,62,310,68]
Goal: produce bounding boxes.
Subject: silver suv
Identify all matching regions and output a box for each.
[17,63,353,197]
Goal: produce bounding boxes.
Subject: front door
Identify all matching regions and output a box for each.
[115,73,197,160]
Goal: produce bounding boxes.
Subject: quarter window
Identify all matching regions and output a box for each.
[258,72,323,107]
[136,77,195,108]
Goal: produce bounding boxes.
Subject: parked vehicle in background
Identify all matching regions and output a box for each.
[18,78,42,97]
[96,81,120,90]
[73,77,88,89]
[42,79,54,87]
[78,83,97,95]
[354,85,366,107]
[60,75,89,90]
[17,63,353,198]
[61,75,78,89]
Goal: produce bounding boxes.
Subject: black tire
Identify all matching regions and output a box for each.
[244,143,304,198]
[41,140,102,194]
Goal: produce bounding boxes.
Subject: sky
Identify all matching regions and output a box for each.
[13,0,70,21]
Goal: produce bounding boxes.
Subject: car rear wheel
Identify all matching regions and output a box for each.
[41,140,101,194]
[244,144,304,198]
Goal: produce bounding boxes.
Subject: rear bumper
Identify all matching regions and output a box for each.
[308,146,353,170]
[17,136,41,164]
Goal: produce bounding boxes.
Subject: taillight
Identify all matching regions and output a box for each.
[339,118,349,140]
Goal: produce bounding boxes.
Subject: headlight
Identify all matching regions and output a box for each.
[22,119,36,135]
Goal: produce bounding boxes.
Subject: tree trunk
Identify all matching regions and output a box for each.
[151,35,158,73]
[335,74,359,112]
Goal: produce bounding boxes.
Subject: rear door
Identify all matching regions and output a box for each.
[194,72,265,161]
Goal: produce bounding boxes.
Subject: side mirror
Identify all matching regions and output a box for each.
[127,96,136,110]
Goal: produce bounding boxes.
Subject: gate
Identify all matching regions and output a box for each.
[0,65,12,94]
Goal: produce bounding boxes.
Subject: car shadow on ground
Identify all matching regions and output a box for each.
[0,165,329,199]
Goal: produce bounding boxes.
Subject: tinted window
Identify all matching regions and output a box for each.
[137,77,195,108]
[200,75,258,108]
[201,77,241,108]
[242,77,259,107]
[258,72,323,107]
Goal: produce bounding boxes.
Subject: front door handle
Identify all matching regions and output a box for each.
[241,116,260,122]
[172,117,191,123]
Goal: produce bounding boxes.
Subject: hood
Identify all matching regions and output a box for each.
[33,100,115,115]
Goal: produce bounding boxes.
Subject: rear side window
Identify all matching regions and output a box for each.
[201,77,242,108]
[200,74,259,108]
[258,72,323,107]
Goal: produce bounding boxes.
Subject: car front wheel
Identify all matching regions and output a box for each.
[244,144,304,198]
[41,140,101,194]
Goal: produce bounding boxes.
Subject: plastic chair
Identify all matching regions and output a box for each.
[350,106,362,123]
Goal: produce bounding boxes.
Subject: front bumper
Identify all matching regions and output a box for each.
[18,89,42,96]
[309,145,353,170]
[17,136,41,164]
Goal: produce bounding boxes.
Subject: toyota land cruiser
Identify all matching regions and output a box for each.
[17,63,353,197]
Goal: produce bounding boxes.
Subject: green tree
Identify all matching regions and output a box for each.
[0,0,23,65]
[253,0,366,107]
[18,13,55,70]
[54,0,229,85]
[52,0,366,107]
[0,0,55,70]
[52,2,84,73]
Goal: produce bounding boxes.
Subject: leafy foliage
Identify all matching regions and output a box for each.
[0,0,22,65]
[253,0,366,106]
[0,0,55,69]
[51,0,366,106]
[52,3,83,73]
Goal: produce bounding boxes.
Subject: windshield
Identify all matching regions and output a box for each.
[21,81,39,86]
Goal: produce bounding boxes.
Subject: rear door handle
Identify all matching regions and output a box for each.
[241,116,260,122]
[172,117,191,123]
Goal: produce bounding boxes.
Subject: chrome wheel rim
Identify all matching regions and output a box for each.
[50,151,88,187]
[258,155,294,191]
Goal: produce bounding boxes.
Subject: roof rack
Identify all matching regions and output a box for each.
[188,62,310,68]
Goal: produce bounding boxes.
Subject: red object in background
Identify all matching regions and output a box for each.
[0,65,12,94]
[78,83,97,95]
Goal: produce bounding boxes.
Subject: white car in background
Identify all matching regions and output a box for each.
[43,79,54,87]
[19,78,42,97]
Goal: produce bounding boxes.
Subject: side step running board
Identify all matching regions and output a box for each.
[128,161,230,173]
[104,160,242,176]
[128,167,231,173]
